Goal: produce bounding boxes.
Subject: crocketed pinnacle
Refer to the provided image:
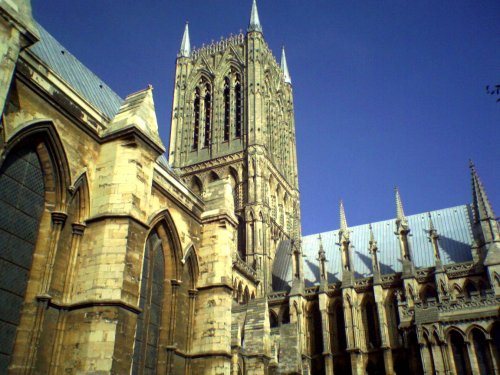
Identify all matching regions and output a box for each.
[428,212,436,233]
[339,200,349,238]
[248,0,263,33]
[369,224,377,250]
[281,46,292,84]
[470,160,496,223]
[395,187,406,221]
[179,22,190,57]
[318,234,325,257]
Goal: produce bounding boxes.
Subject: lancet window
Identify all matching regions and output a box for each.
[223,77,230,141]
[203,83,212,148]
[132,232,164,374]
[235,73,242,138]
[192,87,200,149]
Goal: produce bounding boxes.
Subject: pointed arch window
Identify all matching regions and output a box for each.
[223,77,230,141]
[235,73,242,138]
[192,87,200,149]
[203,83,212,148]
[0,146,45,373]
[132,232,165,374]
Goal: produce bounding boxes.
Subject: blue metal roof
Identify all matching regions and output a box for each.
[28,23,123,120]
[296,205,474,287]
[272,240,293,291]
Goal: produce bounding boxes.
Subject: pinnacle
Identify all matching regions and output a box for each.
[470,161,496,222]
[428,212,436,231]
[340,200,349,233]
[318,234,325,255]
[179,22,191,58]
[395,187,406,221]
[248,0,263,33]
[281,46,292,84]
[369,224,376,244]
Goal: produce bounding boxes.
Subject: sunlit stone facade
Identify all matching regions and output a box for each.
[0,1,498,374]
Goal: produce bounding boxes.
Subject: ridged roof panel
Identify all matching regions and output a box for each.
[301,205,474,287]
[272,240,293,291]
[28,23,123,120]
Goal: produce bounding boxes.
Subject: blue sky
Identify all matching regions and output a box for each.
[33,1,499,235]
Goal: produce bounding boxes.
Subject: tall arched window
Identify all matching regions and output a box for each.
[132,232,165,374]
[235,73,242,138]
[449,330,471,375]
[471,329,494,375]
[364,299,381,349]
[192,87,200,149]
[0,146,45,373]
[223,77,230,141]
[203,83,212,148]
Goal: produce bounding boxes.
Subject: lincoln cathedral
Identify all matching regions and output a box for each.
[0,1,498,374]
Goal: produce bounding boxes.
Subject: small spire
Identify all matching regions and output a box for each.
[340,200,348,234]
[428,212,441,261]
[281,46,292,84]
[248,0,263,33]
[179,22,191,57]
[469,160,496,222]
[318,234,327,282]
[369,224,377,250]
[428,212,436,232]
[318,234,326,257]
[395,187,406,221]
[368,224,380,273]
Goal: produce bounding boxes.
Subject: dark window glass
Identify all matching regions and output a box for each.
[0,147,44,373]
[223,77,230,141]
[133,233,164,374]
[193,88,200,149]
[235,74,242,138]
[204,84,211,148]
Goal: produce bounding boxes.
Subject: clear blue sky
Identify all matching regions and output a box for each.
[33,1,499,236]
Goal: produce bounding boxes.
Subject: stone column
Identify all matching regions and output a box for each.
[318,292,333,374]
[164,279,181,374]
[62,223,86,303]
[466,341,480,375]
[48,222,85,375]
[488,338,499,375]
[24,211,67,372]
[184,289,198,375]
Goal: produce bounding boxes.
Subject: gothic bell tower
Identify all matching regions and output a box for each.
[168,0,301,293]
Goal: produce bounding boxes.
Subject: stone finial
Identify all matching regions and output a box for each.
[248,0,263,33]
[179,22,191,57]
[281,46,292,84]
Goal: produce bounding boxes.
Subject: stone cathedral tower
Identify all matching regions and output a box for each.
[169,0,301,295]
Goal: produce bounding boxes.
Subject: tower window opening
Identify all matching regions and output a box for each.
[192,88,200,149]
[223,77,230,141]
[204,83,212,148]
[235,74,242,138]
